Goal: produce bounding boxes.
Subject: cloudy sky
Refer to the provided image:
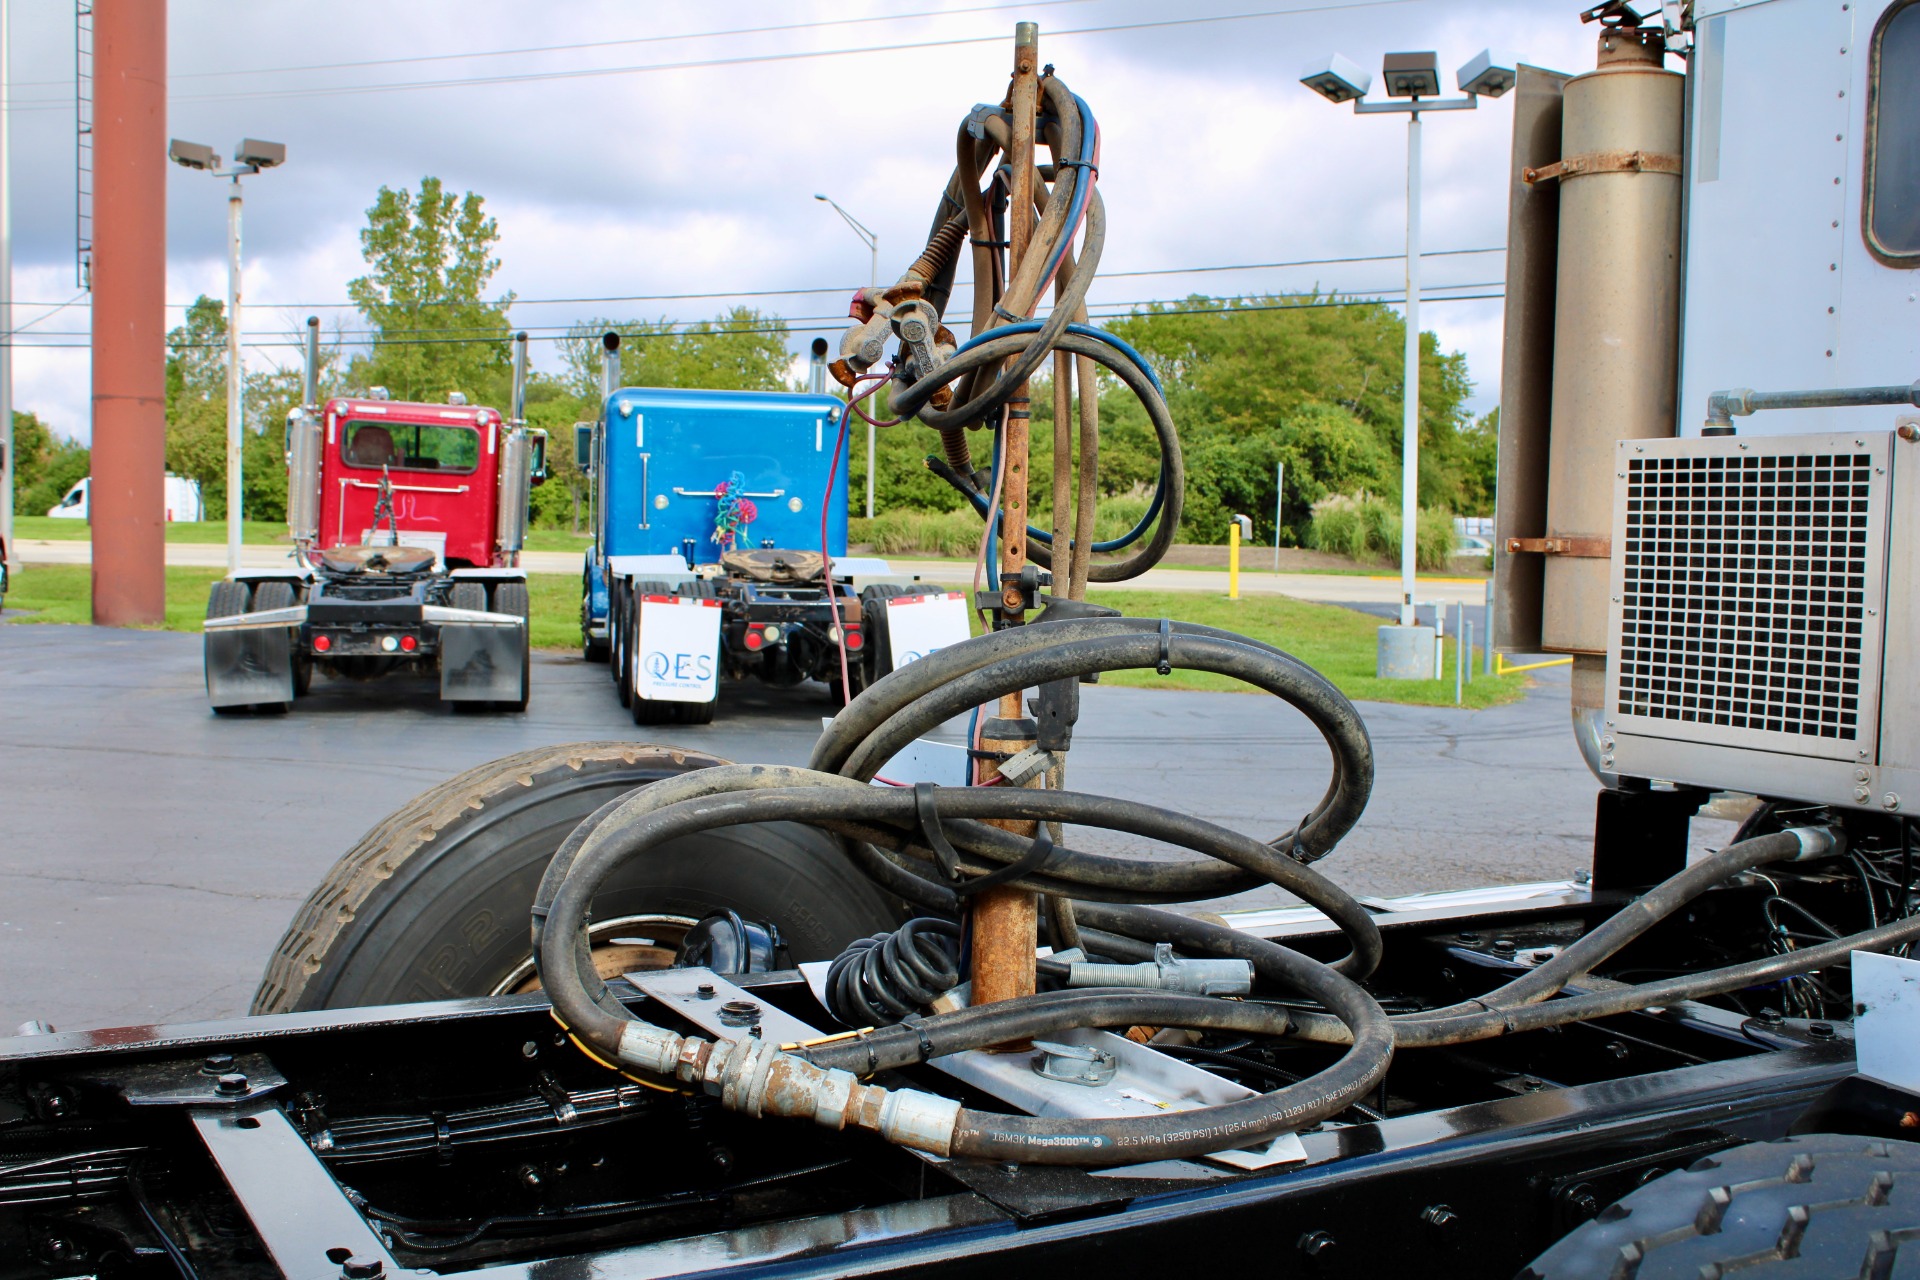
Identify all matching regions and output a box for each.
[5,0,1605,443]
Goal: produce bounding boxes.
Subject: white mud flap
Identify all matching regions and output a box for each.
[885,591,972,668]
[440,621,527,703]
[634,594,722,705]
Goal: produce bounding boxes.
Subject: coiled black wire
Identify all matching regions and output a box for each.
[826,918,961,1026]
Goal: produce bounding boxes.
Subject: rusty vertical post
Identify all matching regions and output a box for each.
[89,0,166,626]
[970,21,1043,1017]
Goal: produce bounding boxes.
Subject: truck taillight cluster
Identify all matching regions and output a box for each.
[313,633,333,653]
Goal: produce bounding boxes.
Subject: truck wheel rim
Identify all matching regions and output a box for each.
[491,913,698,996]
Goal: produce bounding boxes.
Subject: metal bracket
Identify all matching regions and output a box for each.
[1524,149,1680,184]
[79,1052,287,1107]
[1505,535,1611,558]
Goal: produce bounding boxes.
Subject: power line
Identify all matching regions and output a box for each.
[4,248,1507,313]
[0,290,1509,349]
[5,0,1416,110]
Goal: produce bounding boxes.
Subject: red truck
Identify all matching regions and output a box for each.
[202,324,546,713]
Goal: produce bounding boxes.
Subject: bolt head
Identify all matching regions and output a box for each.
[201,1053,236,1074]
[1297,1230,1336,1258]
[340,1256,385,1280]
[215,1073,250,1096]
[521,1040,539,1060]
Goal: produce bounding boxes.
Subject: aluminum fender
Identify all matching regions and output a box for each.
[440,621,527,702]
[202,605,308,632]
[607,553,696,585]
[204,625,294,708]
[421,605,525,626]
[445,568,527,581]
[828,556,894,577]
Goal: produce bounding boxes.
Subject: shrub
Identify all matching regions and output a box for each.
[1307,492,1455,570]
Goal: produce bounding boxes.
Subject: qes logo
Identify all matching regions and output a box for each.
[644,651,714,682]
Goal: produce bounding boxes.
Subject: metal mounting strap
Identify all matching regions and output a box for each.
[1523,150,1681,185]
[1505,536,1611,558]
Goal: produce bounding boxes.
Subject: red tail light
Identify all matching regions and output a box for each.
[399,634,418,653]
[743,629,765,651]
[844,626,864,651]
[312,633,332,653]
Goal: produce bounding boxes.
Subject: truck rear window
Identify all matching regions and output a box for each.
[342,420,480,473]
[1867,0,1920,263]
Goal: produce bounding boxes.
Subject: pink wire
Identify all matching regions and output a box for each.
[824,372,892,709]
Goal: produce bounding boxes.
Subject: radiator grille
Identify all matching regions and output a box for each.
[1616,451,1873,740]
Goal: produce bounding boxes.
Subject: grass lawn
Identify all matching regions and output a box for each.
[3,569,1526,710]
[1080,589,1527,710]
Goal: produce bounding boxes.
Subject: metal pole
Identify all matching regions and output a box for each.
[1273,461,1283,572]
[225,174,243,575]
[1484,576,1495,675]
[1229,520,1241,599]
[867,234,878,520]
[90,0,167,626]
[1399,111,1422,629]
[1454,603,1464,705]
[1465,618,1474,685]
[0,0,12,577]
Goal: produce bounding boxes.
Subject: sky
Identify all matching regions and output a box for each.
[3,0,1606,444]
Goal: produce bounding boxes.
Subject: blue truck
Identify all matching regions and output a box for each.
[578,334,942,724]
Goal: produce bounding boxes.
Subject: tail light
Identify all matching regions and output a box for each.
[743,628,765,652]
[844,625,864,652]
[400,634,418,653]
[312,633,332,653]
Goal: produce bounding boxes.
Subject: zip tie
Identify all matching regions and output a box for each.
[970,237,1011,248]
[1054,158,1100,178]
[1156,617,1173,676]
[915,782,966,883]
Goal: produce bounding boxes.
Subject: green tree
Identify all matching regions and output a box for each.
[559,309,792,398]
[164,296,230,518]
[9,410,89,515]
[347,177,514,403]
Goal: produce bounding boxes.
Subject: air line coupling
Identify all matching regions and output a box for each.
[614,1020,962,1155]
[1067,943,1255,997]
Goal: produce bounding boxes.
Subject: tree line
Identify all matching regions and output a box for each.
[9,175,1498,545]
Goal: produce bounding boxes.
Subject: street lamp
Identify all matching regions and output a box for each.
[169,136,285,576]
[815,192,880,519]
[1301,48,1516,678]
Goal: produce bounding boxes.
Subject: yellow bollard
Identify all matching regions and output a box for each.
[1228,514,1251,599]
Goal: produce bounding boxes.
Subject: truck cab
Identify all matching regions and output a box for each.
[202,333,547,715]
[317,394,538,569]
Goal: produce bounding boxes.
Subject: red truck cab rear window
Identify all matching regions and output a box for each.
[341,420,480,474]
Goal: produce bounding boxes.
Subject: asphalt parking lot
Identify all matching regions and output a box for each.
[0,622,1629,1034]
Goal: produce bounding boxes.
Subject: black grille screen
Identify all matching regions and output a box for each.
[1616,452,1872,739]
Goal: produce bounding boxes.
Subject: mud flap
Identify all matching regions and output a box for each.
[440,623,526,702]
[204,627,294,708]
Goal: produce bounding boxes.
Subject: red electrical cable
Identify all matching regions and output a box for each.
[824,373,890,707]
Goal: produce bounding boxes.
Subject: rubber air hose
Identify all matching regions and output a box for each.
[534,780,1394,1166]
[811,617,1371,865]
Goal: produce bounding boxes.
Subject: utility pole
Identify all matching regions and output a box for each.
[91,0,168,626]
[0,0,13,578]
[815,192,880,518]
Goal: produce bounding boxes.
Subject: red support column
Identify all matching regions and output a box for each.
[89,0,166,626]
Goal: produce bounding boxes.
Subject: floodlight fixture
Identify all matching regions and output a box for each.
[233,138,286,170]
[1457,49,1521,98]
[1299,52,1371,104]
[1382,51,1442,98]
[168,139,218,171]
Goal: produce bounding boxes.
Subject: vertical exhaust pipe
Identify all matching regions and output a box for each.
[496,331,532,564]
[600,330,621,407]
[302,315,320,410]
[809,337,829,394]
[509,330,529,425]
[286,315,325,551]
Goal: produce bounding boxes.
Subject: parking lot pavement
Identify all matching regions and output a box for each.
[0,622,1624,1033]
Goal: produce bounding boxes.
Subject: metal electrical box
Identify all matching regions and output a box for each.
[1603,428,1920,811]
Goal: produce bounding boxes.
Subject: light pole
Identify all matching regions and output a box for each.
[1301,48,1516,677]
[815,192,880,520]
[169,137,285,576]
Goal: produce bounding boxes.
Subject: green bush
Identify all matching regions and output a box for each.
[849,489,1158,559]
[1307,492,1455,570]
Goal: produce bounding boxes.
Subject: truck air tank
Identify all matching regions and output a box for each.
[1539,25,1683,759]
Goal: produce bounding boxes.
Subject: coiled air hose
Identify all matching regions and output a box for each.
[832,70,1183,583]
[534,618,1393,1165]
[531,616,1920,1167]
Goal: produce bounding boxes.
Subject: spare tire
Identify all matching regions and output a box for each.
[252,741,907,1013]
[1520,1133,1920,1279]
